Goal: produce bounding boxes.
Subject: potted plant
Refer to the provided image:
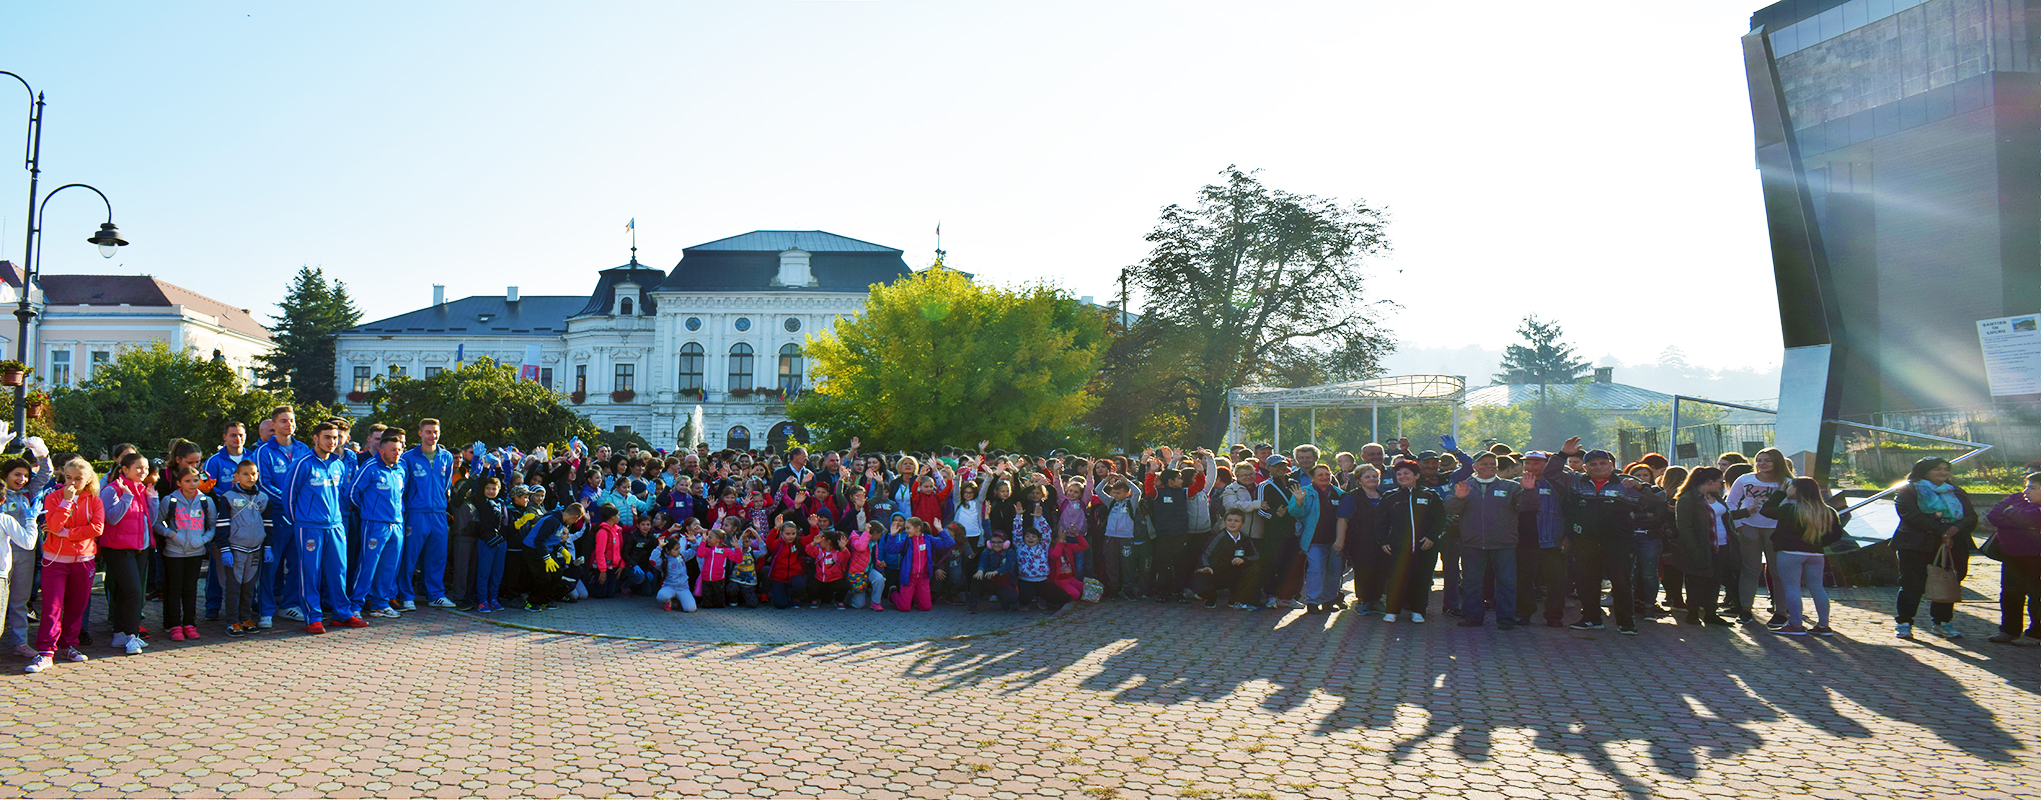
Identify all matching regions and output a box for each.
[570,390,587,404]
[611,389,636,403]
[729,387,752,399]
[0,361,30,387]
[346,390,368,403]
[23,389,49,418]
[679,387,704,400]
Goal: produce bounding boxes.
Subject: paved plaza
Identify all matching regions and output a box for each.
[3,558,2039,799]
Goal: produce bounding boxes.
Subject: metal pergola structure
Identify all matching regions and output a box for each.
[1225,374,1467,453]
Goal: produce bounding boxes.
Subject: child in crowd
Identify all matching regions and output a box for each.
[808,530,850,608]
[847,520,881,610]
[655,533,699,612]
[970,532,1019,613]
[889,516,956,612]
[154,466,217,640]
[1198,509,1260,609]
[764,521,809,609]
[215,460,268,636]
[623,514,662,597]
[938,522,977,604]
[729,528,762,608]
[470,479,510,613]
[587,504,625,598]
[27,458,103,673]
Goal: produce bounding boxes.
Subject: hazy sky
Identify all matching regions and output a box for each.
[6,2,1783,370]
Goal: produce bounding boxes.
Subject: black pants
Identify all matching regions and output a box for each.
[1515,545,1569,623]
[2000,556,2041,637]
[522,549,559,606]
[1571,536,1635,627]
[731,581,758,608]
[1261,534,1300,600]
[809,577,848,605]
[1896,547,1964,624]
[101,548,146,636]
[1383,547,1438,615]
[1347,545,1388,608]
[698,579,727,609]
[1662,562,1686,608]
[1150,534,1188,596]
[1194,561,1254,603]
[160,556,202,629]
[1096,538,1149,599]
[1020,579,1071,610]
[969,577,1018,611]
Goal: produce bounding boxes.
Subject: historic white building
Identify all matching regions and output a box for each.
[334,230,914,450]
[0,265,276,387]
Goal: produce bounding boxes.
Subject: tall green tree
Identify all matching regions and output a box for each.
[1110,167,1396,447]
[1494,314,1593,447]
[363,358,599,451]
[52,342,340,458]
[255,266,362,404]
[791,267,1108,451]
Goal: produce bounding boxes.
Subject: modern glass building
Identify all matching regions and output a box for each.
[1744,0,2040,419]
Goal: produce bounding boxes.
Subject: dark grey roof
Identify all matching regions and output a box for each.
[572,261,666,318]
[344,295,583,336]
[1464,382,1672,411]
[657,230,913,293]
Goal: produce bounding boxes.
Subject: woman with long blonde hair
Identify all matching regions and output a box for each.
[26,458,105,673]
[1759,476,1843,635]
[1725,447,1794,625]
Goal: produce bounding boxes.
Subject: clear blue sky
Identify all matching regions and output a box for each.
[5,1,1783,370]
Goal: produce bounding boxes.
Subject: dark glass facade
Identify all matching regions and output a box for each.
[1748,0,2041,414]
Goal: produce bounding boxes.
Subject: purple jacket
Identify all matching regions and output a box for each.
[1986,493,2041,558]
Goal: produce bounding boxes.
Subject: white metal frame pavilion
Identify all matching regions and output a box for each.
[1225,374,1467,452]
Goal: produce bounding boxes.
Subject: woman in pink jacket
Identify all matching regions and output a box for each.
[98,453,154,656]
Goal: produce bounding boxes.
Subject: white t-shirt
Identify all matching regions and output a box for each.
[1725,474,1782,529]
[1706,500,1731,546]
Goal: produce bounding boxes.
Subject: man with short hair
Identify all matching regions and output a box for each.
[1543,437,1659,635]
[349,431,407,619]
[1448,451,1522,629]
[1257,455,1303,609]
[286,422,360,634]
[1515,451,1569,627]
[772,447,811,491]
[254,406,308,628]
[398,419,456,609]
[201,421,254,621]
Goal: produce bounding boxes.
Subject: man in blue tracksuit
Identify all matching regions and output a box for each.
[254,406,310,628]
[286,421,359,633]
[202,421,255,621]
[399,418,455,609]
[348,430,407,619]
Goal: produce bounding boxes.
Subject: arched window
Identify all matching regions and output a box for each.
[619,296,634,316]
[727,426,751,450]
[728,343,754,391]
[676,343,704,391]
[777,344,803,391]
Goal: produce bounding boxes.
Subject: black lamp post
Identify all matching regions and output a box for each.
[3,70,128,447]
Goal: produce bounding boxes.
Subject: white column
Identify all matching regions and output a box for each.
[1309,408,1316,445]
[1273,401,1281,453]
[1372,402,1379,443]
[1451,403,1461,442]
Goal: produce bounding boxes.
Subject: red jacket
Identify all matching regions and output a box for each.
[765,535,806,582]
[808,542,849,583]
[911,481,953,525]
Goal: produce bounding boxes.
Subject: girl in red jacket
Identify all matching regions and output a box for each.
[807,530,851,608]
[764,522,809,609]
[28,458,104,672]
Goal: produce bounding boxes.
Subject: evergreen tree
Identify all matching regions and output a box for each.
[1494,315,1593,447]
[255,267,362,404]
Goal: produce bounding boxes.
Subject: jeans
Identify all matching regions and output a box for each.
[1572,536,1635,628]
[1303,543,1340,604]
[2,544,34,648]
[1632,537,1664,609]
[1733,522,1779,615]
[1774,550,1827,627]
[349,521,404,613]
[967,577,1017,611]
[1999,556,2041,637]
[35,558,93,654]
[101,548,146,636]
[1896,547,1963,624]
[851,567,887,609]
[475,540,506,606]
[767,576,808,609]
[401,510,449,603]
[204,547,223,618]
[1458,547,1517,624]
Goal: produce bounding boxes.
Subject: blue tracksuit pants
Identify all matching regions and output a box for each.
[400,510,449,602]
[295,524,355,622]
[349,521,404,613]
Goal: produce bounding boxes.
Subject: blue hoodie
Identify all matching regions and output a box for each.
[348,455,407,524]
[284,451,347,528]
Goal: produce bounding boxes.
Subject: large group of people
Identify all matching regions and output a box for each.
[5,404,2040,674]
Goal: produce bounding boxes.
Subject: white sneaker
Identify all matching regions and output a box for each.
[111,632,130,648]
[428,597,457,608]
[278,607,306,622]
[59,647,87,663]
[23,655,51,673]
[1410,613,1427,624]
[258,616,274,630]
[12,642,39,659]
[368,607,401,619]
[396,600,417,611]
[124,638,144,656]
[1382,613,1397,623]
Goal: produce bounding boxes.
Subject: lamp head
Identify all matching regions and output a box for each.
[88,222,128,258]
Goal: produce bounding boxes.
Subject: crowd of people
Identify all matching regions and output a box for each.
[6,404,2040,674]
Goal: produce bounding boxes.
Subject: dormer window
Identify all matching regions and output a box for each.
[619,297,634,316]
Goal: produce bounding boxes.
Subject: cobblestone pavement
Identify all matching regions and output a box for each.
[3,558,2038,799]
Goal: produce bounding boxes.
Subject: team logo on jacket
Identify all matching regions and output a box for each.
[304,538,318,551]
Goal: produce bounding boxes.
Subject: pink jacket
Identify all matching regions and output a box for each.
[591,522,623,571]
[99,476,154,551]
[695,543,740,593]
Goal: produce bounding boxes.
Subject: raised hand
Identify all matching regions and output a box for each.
[1562,436,1582,454]
[1440,435,1459,453]
[1454,481,1471,499]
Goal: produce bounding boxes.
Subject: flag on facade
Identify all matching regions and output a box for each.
[455,343,465,369]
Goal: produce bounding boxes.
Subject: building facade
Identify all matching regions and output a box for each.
[0,266,275,387]
[334,230,914,449]
[1746,0,2041,417]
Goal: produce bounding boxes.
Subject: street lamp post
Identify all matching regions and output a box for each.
[3,70,128,447]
